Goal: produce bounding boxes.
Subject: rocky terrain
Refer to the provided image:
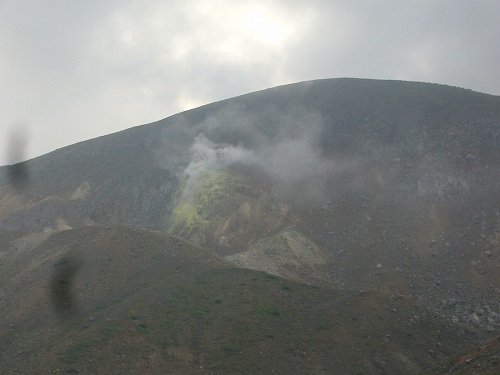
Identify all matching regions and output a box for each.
[0,78,499,373]
[0,226,487,374]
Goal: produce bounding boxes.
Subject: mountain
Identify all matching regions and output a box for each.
[1,78,499,373]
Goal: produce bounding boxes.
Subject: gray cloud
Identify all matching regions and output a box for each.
[1,0,499,166]
[284,1,500,92]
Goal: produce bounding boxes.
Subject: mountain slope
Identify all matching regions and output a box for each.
[0,78,499,373]
[1,78,498,232]
[2,78,497,319]
[0,226,484,374]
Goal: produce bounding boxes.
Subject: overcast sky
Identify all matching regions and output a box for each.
[1,0,499,166]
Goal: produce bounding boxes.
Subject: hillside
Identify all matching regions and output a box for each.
[0,226,485,374]
[0,78,499,373]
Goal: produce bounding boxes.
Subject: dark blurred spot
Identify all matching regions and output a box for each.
[6,127,29,191]
[49,255,81,317]
[7,163,29,191]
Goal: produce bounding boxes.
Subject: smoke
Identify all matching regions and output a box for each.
[181,133,260,201]
[176,103,340,202]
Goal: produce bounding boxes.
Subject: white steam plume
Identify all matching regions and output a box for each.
[158,103,350,203]
[181,133,260,201]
